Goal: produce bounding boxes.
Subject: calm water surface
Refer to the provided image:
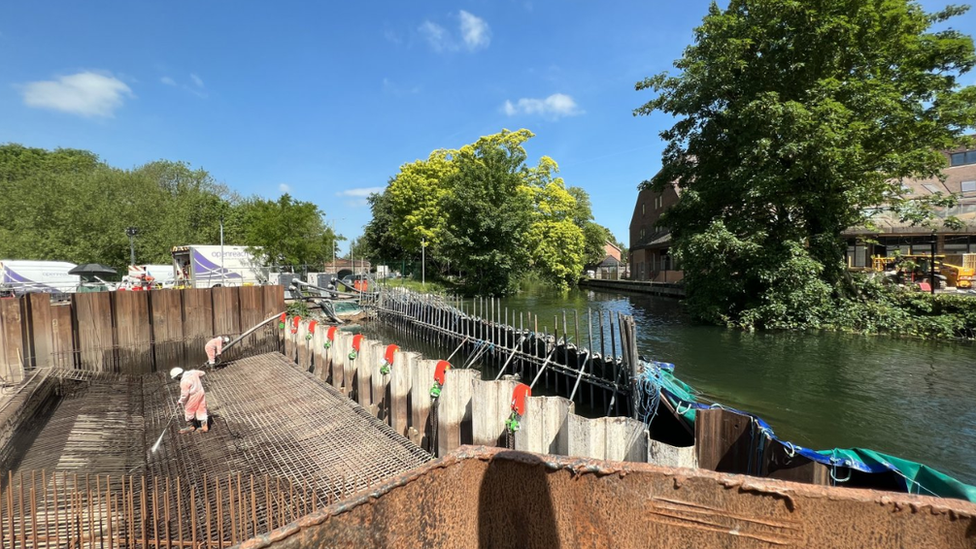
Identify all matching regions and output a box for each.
[480,286,976,485]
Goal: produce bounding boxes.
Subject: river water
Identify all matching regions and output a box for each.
[483,286,975,485]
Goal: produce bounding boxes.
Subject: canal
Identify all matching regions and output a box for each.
[368,285,976,486]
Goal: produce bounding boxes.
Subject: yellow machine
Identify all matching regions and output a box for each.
[871,254,974,289]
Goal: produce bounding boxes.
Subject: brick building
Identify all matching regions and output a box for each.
[628,182,682,282]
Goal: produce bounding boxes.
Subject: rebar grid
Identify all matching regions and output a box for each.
[2,349,431,547]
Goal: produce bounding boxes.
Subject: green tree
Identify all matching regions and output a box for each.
[635,0,976,328]
[524,157,585,288]
[386,150,456,256]
[362,190,407,262]
[237,194,337,271]
[441,130,535,295]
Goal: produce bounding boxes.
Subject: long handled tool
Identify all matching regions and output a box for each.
[151,405,182,453]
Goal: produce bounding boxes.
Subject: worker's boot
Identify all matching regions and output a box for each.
[179,422,196,434]
[199,421,209,433]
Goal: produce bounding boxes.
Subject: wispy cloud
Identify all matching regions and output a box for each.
[190,73,204,88]
[278,183,291,193]
[383,28,403,45]
[419,11,490,53]
[419,20,450,52]
[502,93,583,119]
[459,11,490,50]
[21,71,132,118]
[160,76,176,86]
[337,187,384,208]
[383,78,421,95]
[337,187,384,198]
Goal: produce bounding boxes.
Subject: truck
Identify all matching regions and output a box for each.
[124,264,177,290]
[171,246,268,289]
[0,260,80,296]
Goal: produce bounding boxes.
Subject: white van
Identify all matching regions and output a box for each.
[0,260,80,296]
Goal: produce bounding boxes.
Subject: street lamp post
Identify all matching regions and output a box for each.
[220,216,225,287]
[125,227,138,266]
[421,238,426,287]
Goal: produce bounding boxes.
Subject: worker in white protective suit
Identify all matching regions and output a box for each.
[170,367,209,433]
[205,335,231,366]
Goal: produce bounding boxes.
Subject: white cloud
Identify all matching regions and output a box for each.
[459,11,490,50]
[501,93,583,119]
[160,76,176,86]
[419,20,450,52]
[337,187,384,198]
[190,73,204,88]
[418,12,490,53]
[383,78,421,95]
[21,71,132,118]
[278,183,291,193]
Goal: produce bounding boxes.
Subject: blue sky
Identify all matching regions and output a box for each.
[2,1,974,255]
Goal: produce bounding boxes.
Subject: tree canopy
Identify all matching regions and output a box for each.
[362,129,599,294]
[0,144,338,273]
[636,0,976,328]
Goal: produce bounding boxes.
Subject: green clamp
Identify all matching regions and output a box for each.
[278,322,285,329]
[348,350,358,360]
[380,364,390,375]
[305,334,313,341]
[430,383,442,399]
[505,413,521,433]
[324,341,332,349]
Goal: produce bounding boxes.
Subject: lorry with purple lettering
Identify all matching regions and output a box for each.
[171,245,267,289]
[0,260,81,296]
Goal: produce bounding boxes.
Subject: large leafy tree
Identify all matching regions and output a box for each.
[524,157,585,288]
[441,130,535,295]
[636,0,976,328]
[386,150,456,256]
[237,194,337,271]
[361,190,407,262]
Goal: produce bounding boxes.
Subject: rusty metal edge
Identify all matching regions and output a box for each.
[235,445,976,549]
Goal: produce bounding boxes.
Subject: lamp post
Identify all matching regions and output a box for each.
[125,227,138,266]
[421,238,426,287]
[931,231,937,296]
[220,216,225,287]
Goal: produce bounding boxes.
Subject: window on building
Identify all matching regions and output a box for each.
[642,203,645,215]
[950,151,976,167]
[962,180,976,194]
[640,228,645,239]
[922,183,942,194]
[944,235,973,254]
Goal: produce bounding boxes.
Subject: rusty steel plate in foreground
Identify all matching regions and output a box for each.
[239,445,976,549]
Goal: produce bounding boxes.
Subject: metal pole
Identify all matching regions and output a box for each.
[422,239,426,287]
[931,233,936,295]
[126,227,137,267]
[220,216,226,287]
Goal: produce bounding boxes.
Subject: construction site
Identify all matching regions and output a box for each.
[0,285,974,548]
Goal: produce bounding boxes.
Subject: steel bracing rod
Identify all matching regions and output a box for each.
[445,336,469,363]
[528,346,559,390]
[568,349,592,402]
[493,335,527,380]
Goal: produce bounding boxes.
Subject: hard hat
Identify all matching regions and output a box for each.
[222,336,231,343]
[169,367,184,379]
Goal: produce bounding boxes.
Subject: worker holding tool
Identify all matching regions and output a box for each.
[170,367,209,433]
[205,335,231,366]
